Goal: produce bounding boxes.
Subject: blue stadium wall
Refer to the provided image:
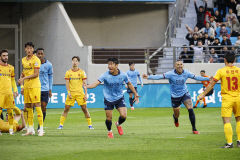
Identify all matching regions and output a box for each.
[15,84,222,109]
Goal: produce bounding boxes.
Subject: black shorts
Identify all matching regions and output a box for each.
[205,89,214,96]
[171,92,191,108]
[127,87,137,94]
[41,91,49,103]
[104,97,126,110]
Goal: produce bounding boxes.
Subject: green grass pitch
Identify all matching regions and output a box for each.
[0,108,239,160]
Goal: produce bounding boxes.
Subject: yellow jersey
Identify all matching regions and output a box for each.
[22,55,41,88]
[213,66,240,98]
[0,63,17,94]
[0,119,18,132]
[65,68,87,94]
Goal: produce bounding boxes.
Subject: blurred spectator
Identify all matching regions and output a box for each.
[207,48,218,63]
[236,2,240,21]
[211,38,221,54]
[234,35,240,46]
[186,33,199,46]
[194,0,207,29]
[219,24,230,37]
[214,10,223,23]
[185,24,199,35]
[209,16,217,30]
[204,9,212,25]
[191,40,205,63]
[226,8,238,23]
[179,45,193,63]
[231,17,240,36]
[219,46,230,62]
[216,0,227,17]
[227,0,237,14]
[202,33,214,45]
[198,22,215,37]
[221,35,232,46]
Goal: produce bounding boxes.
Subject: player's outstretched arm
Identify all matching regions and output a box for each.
[87,81,101,89]
[198,79,217,100]
[143,74,165,80]
[127,82,139,104]
[83,79,88,100]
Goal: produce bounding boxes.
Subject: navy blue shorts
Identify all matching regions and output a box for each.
[171,93,191,108]
[127,87,137,93]
[104,97,126,110]
[41,91,49,103]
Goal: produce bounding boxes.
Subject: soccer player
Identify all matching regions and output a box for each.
[18,42,44,136]
[57,56,93,130]
[36,48,53,130]
[0,49,18,135]
[198,52,240,148]
[143,60,210,134]
[194,70,214,108]
[87,57,139,138]
[126,62,143,110]
[0,106,26,134]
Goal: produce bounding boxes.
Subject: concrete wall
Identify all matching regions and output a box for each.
[64,3,168,48]
[22,2,89,84]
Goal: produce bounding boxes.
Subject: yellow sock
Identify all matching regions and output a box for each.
[236,122,240,141]
[87,118,92,126]
[35,107,43,127]
[13,106,21,115]
[224,123,233,144]
[24,110,28,126]
[7,109,14,129]
[26,108,34,127]
[60,116,66,126]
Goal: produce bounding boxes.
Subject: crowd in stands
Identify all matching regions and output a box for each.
[179,0,240,63]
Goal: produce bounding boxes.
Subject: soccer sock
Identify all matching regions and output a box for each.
[43,112,46,122]
[118,116,126,125]
[195,100,199,107]
[203,98,206,105]
[35,107,43,128]
[86,118,92,126]
[26,108,34,127]
[173,114,178,123]
[236,122,240,141]
[60,115,66,126]
[105,120,112,131]
[7,109,14,130]
[0,110,3,120]
[188,109,196,131]
[24,110,28,127]
[224,123,233,144]
[132,98,135,105]
[129,98,133,106]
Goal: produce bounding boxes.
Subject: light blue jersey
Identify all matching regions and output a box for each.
[98,70,129,102]
[39,59,53,92]
[148,69,209,98]
[126,69,142,87]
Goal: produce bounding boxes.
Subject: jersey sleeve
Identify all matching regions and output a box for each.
[123,74,129,84]
[213,69,221,82]
[187,71,210,81]
[34,58,41,69]
[48,64,53,90]
[82,71,87,80]
[137,71,143,84]
[98,73,105,83]
[64,71,70,80]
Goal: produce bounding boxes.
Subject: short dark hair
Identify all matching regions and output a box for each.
[224,52,235,63]
[0,49,8,56]
[72,56,80,62]
[107,57,119,64]
[129,61,134,66]
[36,48,44,52]
[200,70,205,73]
[199,6,204,9]
[25,42,34,48]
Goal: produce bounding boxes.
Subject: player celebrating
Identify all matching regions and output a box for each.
[18,42,44,136]
[198,52,240,148]
[0,49,18,135]
[126,62,143,110]
[36,48,53,131]
[57,56,93,130]
[143,60,210,134]
[194,70,214,108]
[87,57,139,138]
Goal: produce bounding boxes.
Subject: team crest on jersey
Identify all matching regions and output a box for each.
[34,62,38,66]
[29,63,31,66]
[226,70,229,74]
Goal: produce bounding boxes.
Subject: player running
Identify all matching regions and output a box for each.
[36,48,53,131]
[87,57,139,138]
[194,70,214,108]
[198,52,240,148]
[18,42,44,136]
[126,62,143,110]
[143,60,210,134]
[57,56,93,130]
[0,49,18,135]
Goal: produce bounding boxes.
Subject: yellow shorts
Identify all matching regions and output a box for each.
[24,88,41,104]
[221,96,240,117]
[0,93,15,109]
[13,106,21,115]
[65,94,86,106]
